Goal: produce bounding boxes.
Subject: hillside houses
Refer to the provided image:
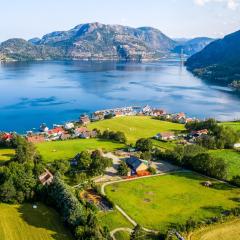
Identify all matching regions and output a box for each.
[80,115,91,125]
[26,134,45,144]
[155,132,175,141]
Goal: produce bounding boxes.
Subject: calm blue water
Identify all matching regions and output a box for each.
[0,60,240,132]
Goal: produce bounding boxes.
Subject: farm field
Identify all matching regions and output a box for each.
[105,172,240,232]
[89,116,185,143]
[98,210,133,231]
[189,219,240,240]
[37,139,124,162]
[209,149,240,179]
[0,148,15,164]
[220,121,240,131]
[0,203,72,240]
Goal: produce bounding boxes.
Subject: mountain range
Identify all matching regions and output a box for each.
[173,37,214,56]
[186,30,240,85]
[0,22,211,61]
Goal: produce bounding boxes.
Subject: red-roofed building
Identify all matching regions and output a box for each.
[48,127,64,135]
[2,133,13,141]
[27,135,45,144]
[152,109,166,116]
[191,129,209,137]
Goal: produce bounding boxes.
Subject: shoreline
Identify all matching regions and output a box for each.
[1,105,239,135]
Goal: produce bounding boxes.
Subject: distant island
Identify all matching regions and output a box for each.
[0,22,211,62]
[186,29,240,87]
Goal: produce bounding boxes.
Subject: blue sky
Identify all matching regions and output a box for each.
[0,0,239,41]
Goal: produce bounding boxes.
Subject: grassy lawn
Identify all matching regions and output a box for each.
[189,219,240,240]
[0,148,15,164]
[0,203,72,240]
[114,231,131,240]
[98,210,133,231]
[37,139,124,162]
[89,116,185,143]
[105,172,240,232]
[220,122,240,131]
[209,149,240,179]
[152,139,177,151]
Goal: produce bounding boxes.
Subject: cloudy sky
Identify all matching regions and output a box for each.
[0,0,239,41]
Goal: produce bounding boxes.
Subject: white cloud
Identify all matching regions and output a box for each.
[194,0,239,10]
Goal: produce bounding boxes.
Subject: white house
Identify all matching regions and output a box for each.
[155,132,175,141]
[64,122,74,130]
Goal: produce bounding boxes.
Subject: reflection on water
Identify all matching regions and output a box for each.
[0,60,240,132]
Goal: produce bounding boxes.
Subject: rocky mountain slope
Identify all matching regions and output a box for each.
[186,30,240,85]
[0,22,176,61]
[173,37,214,56]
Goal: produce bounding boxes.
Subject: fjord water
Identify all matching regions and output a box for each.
[0,60,240,132]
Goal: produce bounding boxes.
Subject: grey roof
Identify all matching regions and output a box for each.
[126,156,146,171]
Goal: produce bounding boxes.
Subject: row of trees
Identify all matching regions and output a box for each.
[100,130,127,144]
[42,175,111,240]
[155,145,227,179]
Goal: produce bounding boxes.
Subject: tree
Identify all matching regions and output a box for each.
[104,113,115,119]
[0,179,16,203]
[148,167,156,175]
[130,225,146,240]
[114,131,127,144]
[76,151,92,170]
[89,156,112,176]
[231,175,240,187]
[140,151,152,161]
[13,137,39,164]
[135,138,153,152]
[50,159,70,175]
[0,162,37,203]
[117,161,129,176]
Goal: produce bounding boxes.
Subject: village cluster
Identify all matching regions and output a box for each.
[1,105,203,145]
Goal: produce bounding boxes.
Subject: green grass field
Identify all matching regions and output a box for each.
[37,139,124,162]
[0,148,15,164]
[0,203,72,240]
[105,172,240,232]
[209,149,240,179]
[89,116,185,143]
[220,122,240,131]
[114,231,131,240]
[98,210,133,231]
[189,219,240,240]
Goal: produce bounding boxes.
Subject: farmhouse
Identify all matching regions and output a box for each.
[48,127,64,136]
[152,109,166,116]
[125,156,148,174]
[191,129,208,137]
[155,132,175,141]
[74,127,88,136]
[64,122,74,130]
[1,133,13,141]
[39,169,54,185]
[26,134,45,144]
[80,115,91,125]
